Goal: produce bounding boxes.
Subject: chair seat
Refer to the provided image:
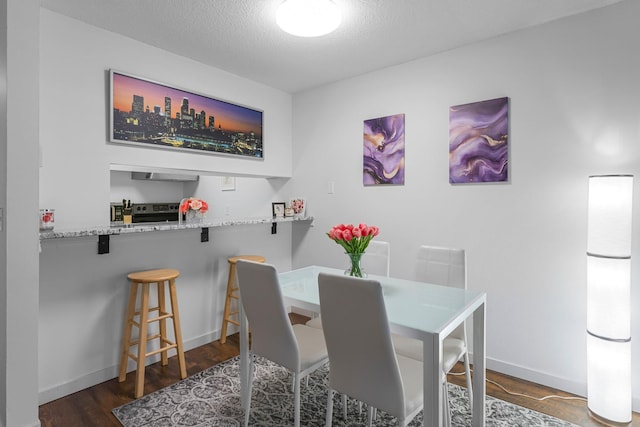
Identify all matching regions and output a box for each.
[305,315,323,329]
[291,324,328,371]
[391,334,466,374]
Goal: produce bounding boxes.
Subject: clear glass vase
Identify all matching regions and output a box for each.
[187,209,204,225]
[345,252,366,278]
[179,208,204,226]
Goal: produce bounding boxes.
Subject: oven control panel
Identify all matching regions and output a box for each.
[133,203,180,214]
[111,202,180,224]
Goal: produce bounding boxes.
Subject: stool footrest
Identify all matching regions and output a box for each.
[124,340,178,360]
[126,332,173,347]
[133,306,163,317]
[226,319,240,327]
[145,343,177,358]
[147,312,173,323]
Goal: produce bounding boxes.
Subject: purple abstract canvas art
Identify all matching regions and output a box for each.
[363,114,405,186]
[449,97,509,183]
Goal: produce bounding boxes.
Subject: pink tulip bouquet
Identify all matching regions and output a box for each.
[179,197,209,225]
[179,197,209,214]
[327,223,380,277]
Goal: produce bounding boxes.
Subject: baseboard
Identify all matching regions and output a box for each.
[38,330,220,405]
[485,356,640,413]
[485,356,586,397]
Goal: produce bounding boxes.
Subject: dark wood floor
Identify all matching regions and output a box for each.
[40,314,639,426]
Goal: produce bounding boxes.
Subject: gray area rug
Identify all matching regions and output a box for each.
[113,356,578,426]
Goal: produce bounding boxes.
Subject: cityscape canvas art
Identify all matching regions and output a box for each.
[449,97,509,183]
[363,113,405,186]
[110,70,263,158]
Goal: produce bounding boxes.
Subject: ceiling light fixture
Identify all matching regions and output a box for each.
[276,0,341,37]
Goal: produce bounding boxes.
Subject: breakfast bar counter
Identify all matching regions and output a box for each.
[39,215,314,240]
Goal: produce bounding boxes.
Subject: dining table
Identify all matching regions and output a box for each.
[239,265,487,427]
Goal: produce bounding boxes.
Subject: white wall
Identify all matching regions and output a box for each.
[39,9,293,231]
[38,10,298,404]
[289,0,640,410]
[2,1,41,426]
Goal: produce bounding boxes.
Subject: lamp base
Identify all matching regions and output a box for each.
[588,408,632,426]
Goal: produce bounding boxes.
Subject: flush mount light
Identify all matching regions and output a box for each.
[276,0,341,37]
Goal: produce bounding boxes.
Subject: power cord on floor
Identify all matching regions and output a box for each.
[448,370,587,402]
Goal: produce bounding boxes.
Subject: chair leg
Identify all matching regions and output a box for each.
[325,389,334,427]
[244,354,255,427]
[367,405,374,427]
[342,393,347,419]
[356,399,376,419]
[463,351,473,410]
[294,371,301,427]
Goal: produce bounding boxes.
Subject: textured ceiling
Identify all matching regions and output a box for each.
[40,0,623,93]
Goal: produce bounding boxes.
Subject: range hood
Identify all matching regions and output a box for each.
[131,172,199,182]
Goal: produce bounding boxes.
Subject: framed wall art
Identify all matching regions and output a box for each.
[449,97,509,183]
[363,113,405,186]
[110,70,263,158]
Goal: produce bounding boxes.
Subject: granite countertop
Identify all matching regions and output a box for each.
[39,216,314,239]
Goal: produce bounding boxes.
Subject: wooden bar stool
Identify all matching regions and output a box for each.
[220,255,265,344]
[118,268,187,398]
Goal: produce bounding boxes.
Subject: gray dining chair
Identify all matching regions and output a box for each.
[360,240,391,278]
[318,272,423,427]
[306,240,390,330]
[235,260,329,427]
[391,245,473,422]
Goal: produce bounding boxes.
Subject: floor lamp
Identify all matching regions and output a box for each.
[586,174,633,424]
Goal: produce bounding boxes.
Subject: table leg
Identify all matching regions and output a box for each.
[423,332,443,427]
[472,302,486,427]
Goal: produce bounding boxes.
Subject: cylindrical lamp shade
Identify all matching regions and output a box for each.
[586,174,633,424]
[587,175,633,257]
[586,256,631,340]
[586,335,632,422]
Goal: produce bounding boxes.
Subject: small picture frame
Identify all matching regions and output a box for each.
[272,202,286,218]
[284,207,294,217]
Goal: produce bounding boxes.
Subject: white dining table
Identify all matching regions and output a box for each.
[239,265,487,427]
